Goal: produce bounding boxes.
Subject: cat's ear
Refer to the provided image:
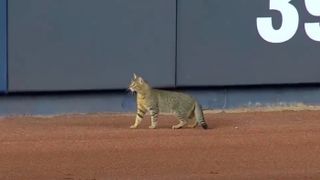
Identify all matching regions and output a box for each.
[133,73,137,79]
[138,77,144,84]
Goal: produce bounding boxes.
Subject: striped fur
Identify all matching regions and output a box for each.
[129,74,208,129]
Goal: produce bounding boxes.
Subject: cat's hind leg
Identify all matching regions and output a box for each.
[186,111,197,128]
[172,120,187,129]
[172,113,188,129]
[187,119,198,128]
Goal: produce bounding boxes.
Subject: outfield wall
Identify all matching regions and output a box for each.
[1,0,320,115]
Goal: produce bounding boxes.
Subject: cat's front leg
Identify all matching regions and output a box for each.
[149,108,159,129]
[130,107,146,129]
[130,117,142,129]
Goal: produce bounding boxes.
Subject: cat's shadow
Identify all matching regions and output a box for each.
[207,119,236,129]
[139,118,236,130]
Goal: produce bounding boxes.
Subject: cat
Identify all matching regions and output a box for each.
[129,73,208,129]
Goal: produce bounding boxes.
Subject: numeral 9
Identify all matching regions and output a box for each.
[304,0,320,41]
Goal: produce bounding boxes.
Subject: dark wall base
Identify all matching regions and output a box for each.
[1,86,320,116]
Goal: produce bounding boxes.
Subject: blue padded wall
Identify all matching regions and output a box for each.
[0,0,7,93]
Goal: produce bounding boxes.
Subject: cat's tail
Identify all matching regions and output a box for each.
[194,102,208,129]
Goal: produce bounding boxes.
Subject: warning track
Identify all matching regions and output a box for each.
[0,111,320,180]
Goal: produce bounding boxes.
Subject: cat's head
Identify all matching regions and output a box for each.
[129,73,150,93]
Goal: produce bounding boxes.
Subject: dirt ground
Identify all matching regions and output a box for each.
[0,111,320,180]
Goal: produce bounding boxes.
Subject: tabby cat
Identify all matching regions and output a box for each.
[129,74,208,129]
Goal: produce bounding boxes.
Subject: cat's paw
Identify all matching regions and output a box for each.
[130,125,138,129]
[149,125,157,129]
[172,125,182,129]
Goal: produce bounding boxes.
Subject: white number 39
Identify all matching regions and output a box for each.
[256,0,320,43]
